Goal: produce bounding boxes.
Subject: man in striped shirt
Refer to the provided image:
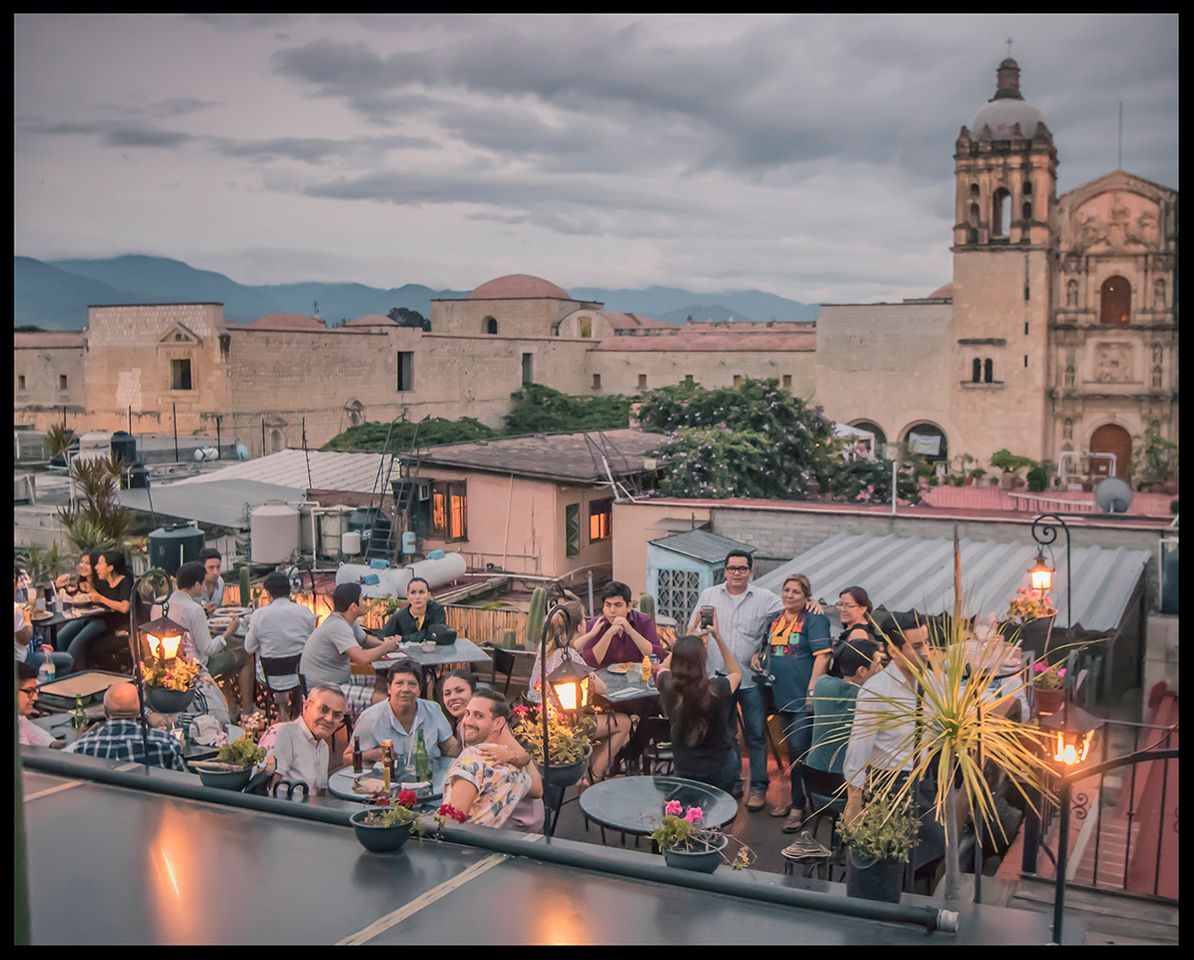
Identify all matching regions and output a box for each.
[66,682,186,771]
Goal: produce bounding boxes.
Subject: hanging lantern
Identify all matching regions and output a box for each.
[546,656,591,714]
[139,613,186,662]
[1028,551,1054,599]
[1039,700,1102,768]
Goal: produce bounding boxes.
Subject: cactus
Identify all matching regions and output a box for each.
[238,564,251,607]
[638,593,656,620]
[525,586,548,650]
[501,629,518,651]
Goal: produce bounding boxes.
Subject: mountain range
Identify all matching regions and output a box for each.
[12,255,821,330]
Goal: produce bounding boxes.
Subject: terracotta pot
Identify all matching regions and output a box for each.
[1033,686,1064,718]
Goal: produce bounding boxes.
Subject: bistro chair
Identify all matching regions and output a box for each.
[489,647,516,697]
[258,653,304,721]
[797,765,848,880]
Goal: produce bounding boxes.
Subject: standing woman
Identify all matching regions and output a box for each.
[837,586,877,645]
[751,574,832,831]
[657,614,742,794]
[58,549,132,671]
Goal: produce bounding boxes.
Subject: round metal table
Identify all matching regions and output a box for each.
[326,756,452,806]
[579,775,738,843]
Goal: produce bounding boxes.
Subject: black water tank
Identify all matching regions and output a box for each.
[127,464,150,489]
[148,523,205,576]
[1160,545,1179,615]
[110,430,137,464]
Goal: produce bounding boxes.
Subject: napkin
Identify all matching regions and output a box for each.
[189,715,229,747]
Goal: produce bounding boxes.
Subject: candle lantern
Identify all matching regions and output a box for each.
[546,656,591,714]
[1028,551,1055,599]
[1039,700,1102,768]
[139,614,186,662]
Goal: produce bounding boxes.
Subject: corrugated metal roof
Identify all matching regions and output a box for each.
[650,529,757,564]
[117,479,305,528]
[169,449,394,495]
[755,531,1150,631]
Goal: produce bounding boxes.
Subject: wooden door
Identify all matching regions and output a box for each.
[1089,423,1132,479]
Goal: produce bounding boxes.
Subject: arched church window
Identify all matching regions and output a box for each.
[1154,279,1166,308]
[983,358,994,383]
[1022,180,1033,195]
[1100,276,1131,325]
[484,316,498,335]
[1066,280,1079,308]
[1022,200,1032,223]
[1152,365,1163,389]
[972,358,982,382]
[992,188,1011,237]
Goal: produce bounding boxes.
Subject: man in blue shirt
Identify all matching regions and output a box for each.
[346,661,458,766]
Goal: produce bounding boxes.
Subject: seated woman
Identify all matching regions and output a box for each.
[527,606,632,783]
[380,577,446,643]
[54,552,94,597]
[807,637,882,776]
[656,615,741,794]
[55,549,132,672]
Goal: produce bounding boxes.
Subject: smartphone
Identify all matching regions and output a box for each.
[699,606,714,628]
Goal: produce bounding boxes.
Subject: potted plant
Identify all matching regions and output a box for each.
[195,734,266,791]
[968,467,987,486]
[989,449,1035,491]
[512,703,593,787]
[350,789,428,853]
[649,801,754,874]
[839,791,921,902]
[1031,662,1067,718]
[1004,588,1056,661]
[141,654,201,714]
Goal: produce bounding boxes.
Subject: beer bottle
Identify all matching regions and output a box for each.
[71,693,87,732]
[381,739,393,792]
[414,729,431,781]
[352,736,364,774]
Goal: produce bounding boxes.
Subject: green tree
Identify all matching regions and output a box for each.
[321,416,495,453]
[502,384,633,435]
[387,307,430,330]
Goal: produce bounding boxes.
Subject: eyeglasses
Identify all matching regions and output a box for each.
[18,685,38,698]
[725,565,750,573]
[308,703,345,721]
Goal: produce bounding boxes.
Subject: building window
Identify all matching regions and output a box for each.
[983,359,994,383]
[431,481,467,541]
[732,375,743,387]
[484,316,498,335]
[1154,279,1166,308]
[1024,355,1029,368]
[992,188,1011,237]
[522,353,533,385]
[396,351,414,391]
[1023,180,1032,195]
[565,504,580,557]
[592,373,602,389]
[588,498,612,542]
[1100,276,1131,325]
[58,374,69,391]
[579,316,592,338]
[657,569,701,623]
[637,374,647,390]
[969,183,980,199]
[972,358,982,383]
[684,374,694,383]
[1066,279,1079,307]
[782,374,792,390]
[1022,200,1033,223]
[168,359,191,391]
[18,375,27,391]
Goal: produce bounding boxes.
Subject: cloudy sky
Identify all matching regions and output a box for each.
[14,13,1178,303]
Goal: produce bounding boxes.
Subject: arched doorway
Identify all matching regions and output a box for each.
[1089,423,1131,480]
[903,422,948,462]
[1100,276,1131,325]
[850,420,887,447]
[344,400,365,427]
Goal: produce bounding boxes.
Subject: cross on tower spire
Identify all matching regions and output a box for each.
[1005,37,1014,58]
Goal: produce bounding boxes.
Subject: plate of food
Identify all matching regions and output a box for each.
[66,594,96,606]
[352,775,386,795]
[30,609,55,622]
[214,606,250,616]
[207,616,233,628]
[606,662,636,675]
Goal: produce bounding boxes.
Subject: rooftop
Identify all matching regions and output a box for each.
[650,528,757,564]
[168,448,395,494]
[413,429,663,483]
[466,274,575,301]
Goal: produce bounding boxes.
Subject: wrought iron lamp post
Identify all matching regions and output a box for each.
[1029,513,1072,654]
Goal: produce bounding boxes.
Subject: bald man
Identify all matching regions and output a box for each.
[66,682,187,771]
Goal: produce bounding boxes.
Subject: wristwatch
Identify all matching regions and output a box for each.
[807,688,816,696]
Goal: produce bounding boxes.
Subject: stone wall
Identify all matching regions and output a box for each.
[590,348,816,396]
[14,341,85,410]
[431,297,598,338]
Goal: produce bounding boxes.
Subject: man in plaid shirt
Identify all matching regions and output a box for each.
[66,682,187,772]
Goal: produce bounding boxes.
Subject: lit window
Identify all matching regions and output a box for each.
[588,499,612,542]
[431,481,467,540]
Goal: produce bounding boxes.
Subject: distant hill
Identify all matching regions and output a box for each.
[13,255,819,329]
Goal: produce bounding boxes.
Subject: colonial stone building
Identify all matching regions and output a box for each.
[815,58,1178,477]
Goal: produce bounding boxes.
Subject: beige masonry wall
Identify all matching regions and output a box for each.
[14,342,86,411]
[590,348,816,396]
[430,297,601,338]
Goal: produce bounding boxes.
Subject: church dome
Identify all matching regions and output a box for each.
[927,282,954,300]
[969,58,1045,140]
[468,274,571,300]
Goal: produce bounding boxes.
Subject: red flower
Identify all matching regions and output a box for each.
[513,705,530,719]
[371,792,391,807]
[437,803,467,824]
[397,789,419,808]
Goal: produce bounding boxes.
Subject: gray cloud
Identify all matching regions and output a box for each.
[22,119,193,148]
[210,133,436,164]
[150,97,222,117]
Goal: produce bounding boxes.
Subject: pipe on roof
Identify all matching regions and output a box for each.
[23,751,958,934]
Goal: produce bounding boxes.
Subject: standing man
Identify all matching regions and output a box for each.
[346,661,458,766]
[689,550,782,810]
[243,571,316,720]
[261,684,348,796]
[167,561,240,727]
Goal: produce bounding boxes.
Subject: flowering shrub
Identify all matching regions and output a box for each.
[838,792,921,864]
[512,703,593,765]
[650,803,755,870]
[141,655,201,692]
[1006,587,1056,624]
[1032,662,1067,691]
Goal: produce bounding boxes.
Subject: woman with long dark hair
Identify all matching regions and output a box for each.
[56,548,131,670]
[837,585,877,645]
[657,612,742,793]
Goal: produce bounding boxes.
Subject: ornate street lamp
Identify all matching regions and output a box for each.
[1027,551,1055,600]
[139,613,185,663]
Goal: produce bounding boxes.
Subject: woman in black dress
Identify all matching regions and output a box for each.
[837,585,877,645]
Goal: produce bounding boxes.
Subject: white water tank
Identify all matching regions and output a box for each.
[341,531,362,556]
[76,431,113,464]
[250,501,301,564]
[318,507,355,559]
[335,552,467,599]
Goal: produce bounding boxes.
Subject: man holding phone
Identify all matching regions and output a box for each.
[688,551,782,810]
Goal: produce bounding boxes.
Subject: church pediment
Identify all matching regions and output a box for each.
[157,322,203,346]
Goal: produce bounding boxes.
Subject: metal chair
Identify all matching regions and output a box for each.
[259,653,304,721]
[489,647,516,697]
[798,765,848,880]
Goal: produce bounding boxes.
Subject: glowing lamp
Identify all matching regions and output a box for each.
[1028,551,1054,598]
[140,614,186,662]
[1039,700,1102,769]
[546,656,591,715]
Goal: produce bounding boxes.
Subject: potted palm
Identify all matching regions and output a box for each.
[512,703,593,787]
[649,802,754,874]
[839,790,921,902]
[141,654,201,714]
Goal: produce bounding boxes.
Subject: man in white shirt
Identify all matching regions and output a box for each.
[244,571,315,719]
[263,684,347,795]
[300,583,400,713]
[842,610,931,823]
[196,548,226,610]
[688,550,782,810]
[17,662,62,748]
[347,661,458,765]
[166,561,240,727]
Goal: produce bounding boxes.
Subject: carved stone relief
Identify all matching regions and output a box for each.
[1093,342,1133,383]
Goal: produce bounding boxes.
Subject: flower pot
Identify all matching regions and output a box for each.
[846,850,904,902]
[538,748,591,788]
[664,834,728,874]
[350,810,413,854]
[1033,686,1064,718]
[197,765,254,792]
[145,685,196,714]
[1162,481,1178,496]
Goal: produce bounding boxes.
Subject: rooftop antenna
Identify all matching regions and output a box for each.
[1118,101,1123,170]
[1005,36,1013,58]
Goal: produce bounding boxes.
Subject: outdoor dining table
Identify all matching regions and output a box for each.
[373,638,492,698]
[579,775,738,848]
[29,603,107,650]
[325,755,452,807]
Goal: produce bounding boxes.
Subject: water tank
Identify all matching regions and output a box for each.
[1160,545,1179,615]
[110,430,137,464]
[149,523,205,577]
[250,501,301,564]
[341,531,362,556]
[126,464,150,490]
[318,507,354,559]
[335,553,467,599]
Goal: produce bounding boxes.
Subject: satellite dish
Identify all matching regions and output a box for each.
[1095,477,1133,514]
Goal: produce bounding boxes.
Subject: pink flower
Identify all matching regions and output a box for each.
[665,800,683,816]
[1033,662,1047,673]
[684,806,704,824]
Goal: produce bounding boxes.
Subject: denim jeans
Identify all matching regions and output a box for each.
[779,709,813,808]
[728,685,769,792]
[56,618,108,670]
[25,642,75,676]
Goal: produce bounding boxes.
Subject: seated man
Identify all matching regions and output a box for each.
[578,581,666,668]
[198,548,255,721]
[347,661,458,766]
[66,682,186,771]
[16,662,64,748]
[300,583,401,716]
[443,689,541,828]
[261,684,347,796]
[167,561,238,727]
[243,571,316,720]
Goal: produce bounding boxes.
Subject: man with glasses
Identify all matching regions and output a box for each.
[16,662,62,748]
[689,550,782,810]
[262,684,347,796]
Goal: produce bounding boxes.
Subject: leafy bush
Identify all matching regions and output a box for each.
[321,417,495,452]
[839,791,921,864]
[1026,463,1049,492]
[1133,430,1178,486]
[503,384,633,435]
[989,449,1036,474]
[216,735,266,767]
